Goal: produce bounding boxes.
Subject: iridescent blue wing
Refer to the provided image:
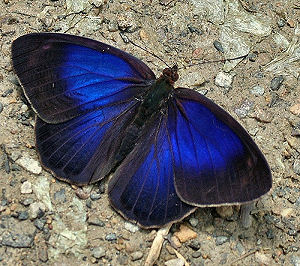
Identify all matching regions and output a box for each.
[11,33,155,184]
[108,114,196,228]
[35,100,138,184]
[171,88,272,206]
[11,33,155,123]
[108,88,271,227]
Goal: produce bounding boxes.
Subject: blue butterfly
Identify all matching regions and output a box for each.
[11,33,272,228]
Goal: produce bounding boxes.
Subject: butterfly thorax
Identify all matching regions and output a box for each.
[114,66,177,166]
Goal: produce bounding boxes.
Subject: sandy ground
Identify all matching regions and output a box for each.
[0,0,299,265]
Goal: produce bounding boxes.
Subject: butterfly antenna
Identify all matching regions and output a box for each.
[179,54,248,70]
[121,33,171,68]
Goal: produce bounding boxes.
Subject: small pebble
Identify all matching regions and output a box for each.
[105,233,117,241]
[270,75,284,90]
[38,246,48,262]
[255,252,271,265]
[131,251,143,261]
[98,183,105,194]
[75,188,89,200]
[290,255,300,266]
[188,239,201,250]
[20,181,32,194]
[0,102,3,113]
[235,100,254,118]
[213,40,224,53]
[88,216,105,227]
[287,18,295,28]
[86,199,92,208]
[21,198,34,206]
[248,52,258,62]
[2,88,13,97]
[29,202,46,219]
[1,199,8,206]
[216,206,233,218]
[192,251,202,258]
[215,236,229,245]
[34,218,47,230]
[107,21,118,32]
[288,229,297,236]
[189,217,199,227]
[92,247,106,259]
[215,72,233,89]
[124,221,139,233]
[54,188,66,202]
[90,193,101,201]
[174,225,197,243]
[18,211,29,220]
[290,104,300,116]
[250,85,265,96]
[293,159,300,175]
[236,242,245,254]
[165,258,185,266]
[187,24,203,35]
[266,229,274,239]
[16,156,42,174]
[277,18,285,27]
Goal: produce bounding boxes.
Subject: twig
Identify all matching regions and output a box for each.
[144,223,172,266]
[170,246,190,266]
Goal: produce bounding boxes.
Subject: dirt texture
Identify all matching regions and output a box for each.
[0,0,299,265]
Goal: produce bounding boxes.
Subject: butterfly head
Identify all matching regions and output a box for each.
[162,65,179,85]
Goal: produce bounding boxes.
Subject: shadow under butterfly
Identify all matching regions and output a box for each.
[11,33,272,228]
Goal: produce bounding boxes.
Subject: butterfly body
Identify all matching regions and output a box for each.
[11,33,272,228]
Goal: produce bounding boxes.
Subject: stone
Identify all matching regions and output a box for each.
[92,247,105,259]
[270,75,284,90]
[18,211,29,220]
[235,100,254,118]
[105,233,117,241]
[293,159,300,175]
[165,258,185,266]
[255,252,271,265]
[215,72,233,89]
[215,236,229,245]
[16,156,42,174]
[174,225,197,243]
[124,221,139,233]
[189,217,199,227]
[131,251,143,261]
[21,181,32,194]
[1,232,34,248]
[250,85,265,96]
[290,104,300,116]
[29,202,46,219]
[216,206,233,218]
[54,188,66,202]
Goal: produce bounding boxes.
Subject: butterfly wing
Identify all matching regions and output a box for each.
[12,33,156,184]
[108,88,271,227]
[11,33,155,123]
[108,114,196,228]
[171,88,272,206]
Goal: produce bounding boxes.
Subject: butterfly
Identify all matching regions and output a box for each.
[11,33,272,228]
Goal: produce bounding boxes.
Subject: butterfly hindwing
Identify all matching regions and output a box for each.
[171,88,272,206]
[11,33,155,123]
[108,114,196,228]
[35,99,139,184]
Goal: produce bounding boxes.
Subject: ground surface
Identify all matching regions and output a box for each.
[0,0,299,265]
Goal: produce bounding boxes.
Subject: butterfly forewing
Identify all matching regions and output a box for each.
[11,33,155,123]
[12,33,156,184]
